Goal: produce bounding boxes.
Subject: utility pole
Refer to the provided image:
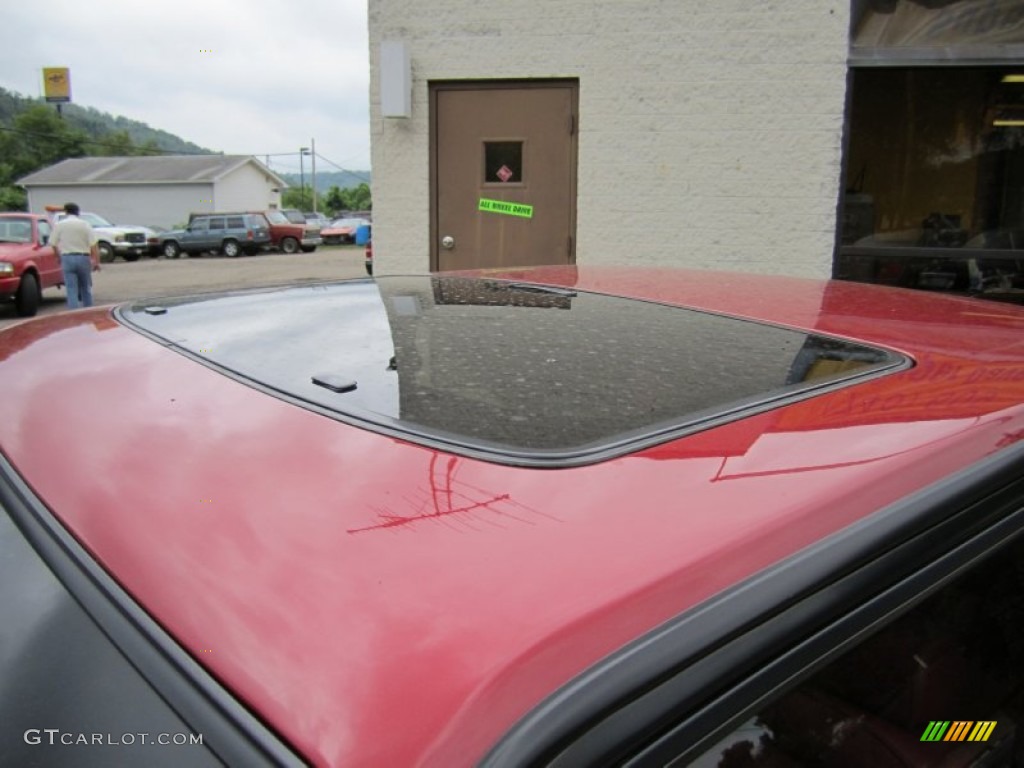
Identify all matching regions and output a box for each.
[311,138,317,214]
[299,147,311,210]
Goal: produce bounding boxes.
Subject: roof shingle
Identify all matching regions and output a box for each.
[17,155,286,186]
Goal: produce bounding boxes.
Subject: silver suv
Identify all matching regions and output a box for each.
[159,213,271,258]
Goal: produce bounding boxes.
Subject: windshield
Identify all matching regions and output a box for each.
[81,213,113,227]
[264,211,289,225]
[282,211,306,225]
[0,218,32,243]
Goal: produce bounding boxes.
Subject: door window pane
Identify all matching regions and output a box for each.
[485,141,522,183]
[689,535,1024,766]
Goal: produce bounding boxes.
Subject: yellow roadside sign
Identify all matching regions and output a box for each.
[42,68,71,103]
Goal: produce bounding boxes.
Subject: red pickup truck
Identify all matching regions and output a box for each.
[0,213,65,317]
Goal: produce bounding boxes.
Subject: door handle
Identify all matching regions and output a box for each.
[441,235,455,250]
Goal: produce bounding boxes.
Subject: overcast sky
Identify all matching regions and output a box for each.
[0,0,370,177]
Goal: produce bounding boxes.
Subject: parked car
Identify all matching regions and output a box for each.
[159,213,271,258]
[0,213,63,316]
[142,225,166,257]
[47,208,150,262]
[303,211,331,229]
[4,268,1024,766]
[280,208,307,225]
[321,216,370,245]
[260,210,322,253]
[280,209,323,248]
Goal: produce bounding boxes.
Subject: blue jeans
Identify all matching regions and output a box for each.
[61,253,93,309]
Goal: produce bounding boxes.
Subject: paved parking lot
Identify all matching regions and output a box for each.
[0,245,368,330]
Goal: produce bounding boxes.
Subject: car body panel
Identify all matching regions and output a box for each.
[163,214,271,256]
[280,209,322,245]
[0,213,63,301]
[321,217,370,245]
[2,268,1024,765]
[259,210,322,250]
[51,210,149,260]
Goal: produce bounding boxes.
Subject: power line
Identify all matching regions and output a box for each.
[0,124,216,155]
[310,152,371,184]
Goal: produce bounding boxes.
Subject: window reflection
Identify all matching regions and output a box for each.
[688,535,1024,767]
[838,68,1024,304]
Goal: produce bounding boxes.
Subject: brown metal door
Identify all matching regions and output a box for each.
[432,81,577,271]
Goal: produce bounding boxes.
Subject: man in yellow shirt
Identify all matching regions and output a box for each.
[49,202,99,309]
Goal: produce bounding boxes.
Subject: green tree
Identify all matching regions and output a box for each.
[11,105,87,176]
[323,185,345,214]
[282,186,320,211]
[0,185,26,211]
[322,182,371,215]
[93,129,136,156]
[345,183,371,212]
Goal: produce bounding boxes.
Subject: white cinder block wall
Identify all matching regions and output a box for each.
[369,0,850,276]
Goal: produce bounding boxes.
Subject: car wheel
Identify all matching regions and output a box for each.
[15,272,40,317]
[97,242,114,263]
[163,241,181,259]
[123,253,141,262]
[281,237,299,254]
[222,240,241,258]
[301,245,317,253]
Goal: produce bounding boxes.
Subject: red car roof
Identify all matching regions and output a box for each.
[2,268,1024,765]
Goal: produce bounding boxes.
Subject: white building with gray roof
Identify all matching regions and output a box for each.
[17,155,287,230]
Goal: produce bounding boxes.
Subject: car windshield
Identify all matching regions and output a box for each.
[0,218,32,243]
[282,211,306,225]
[118,277,906,466]
[264,211,289,225]
[81,213,113,227]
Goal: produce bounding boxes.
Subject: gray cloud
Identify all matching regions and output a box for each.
[0,0,370,172]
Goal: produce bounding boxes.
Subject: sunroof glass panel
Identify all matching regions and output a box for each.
[120,277,906,465]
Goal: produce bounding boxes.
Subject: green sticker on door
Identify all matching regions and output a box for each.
[478,198,533,219]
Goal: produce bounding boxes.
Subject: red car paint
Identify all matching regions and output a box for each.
[2,267,1024,765]
[0,213,63,311]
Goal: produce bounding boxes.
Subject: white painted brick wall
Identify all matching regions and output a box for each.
[369,0,850,276]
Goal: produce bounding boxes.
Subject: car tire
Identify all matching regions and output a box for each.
[15,272,40,317]
[162,241,181,259]
[97,242,114,263]
[281,237,299,254]
[222,240,241,258]
[301,245,317,253]
[123,253,141,262]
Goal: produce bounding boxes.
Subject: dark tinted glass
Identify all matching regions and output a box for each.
[226,216,245,228]
[207,217,225,230]
[485,141,523,183]
[687,534,1024,767]
[119,277,904,464]
[0,506,221,768]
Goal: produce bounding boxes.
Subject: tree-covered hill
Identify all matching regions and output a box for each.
[0,85,213,210]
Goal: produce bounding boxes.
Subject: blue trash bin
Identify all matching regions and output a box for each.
[355,225,371,246]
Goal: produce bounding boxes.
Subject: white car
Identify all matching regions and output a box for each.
[51,211,150,262]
